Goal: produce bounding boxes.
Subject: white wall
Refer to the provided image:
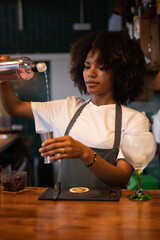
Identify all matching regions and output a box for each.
[50,53,86,100]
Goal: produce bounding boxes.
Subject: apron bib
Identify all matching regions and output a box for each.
[57,101,122,189]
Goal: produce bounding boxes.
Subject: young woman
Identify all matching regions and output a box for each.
[0,30,150,189]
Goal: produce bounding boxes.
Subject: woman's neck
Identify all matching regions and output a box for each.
[91,95,116,106]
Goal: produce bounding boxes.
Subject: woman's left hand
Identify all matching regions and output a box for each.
[39,135,92,162]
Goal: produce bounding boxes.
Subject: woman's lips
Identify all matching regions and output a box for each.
[86,81,99,87]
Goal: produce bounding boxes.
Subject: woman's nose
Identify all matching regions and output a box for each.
[88,67,96,77]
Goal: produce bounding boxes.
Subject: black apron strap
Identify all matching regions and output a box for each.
[64,100,91,136]
[113,103,122,150]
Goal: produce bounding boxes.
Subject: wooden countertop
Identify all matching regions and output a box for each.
[0,133,20,153]
[0,187,160,240]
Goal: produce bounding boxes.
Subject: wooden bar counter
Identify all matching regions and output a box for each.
[0,187,160,240]
[0,133,20,153]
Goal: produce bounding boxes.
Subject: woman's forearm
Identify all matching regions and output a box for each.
[90,156,133,187]
[0,81,33,119]
[0,81,20,115]
[81,149,133,187]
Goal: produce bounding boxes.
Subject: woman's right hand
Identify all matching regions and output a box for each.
[0,54,33,119]
[0,55,10,61]
[0,55,11,84]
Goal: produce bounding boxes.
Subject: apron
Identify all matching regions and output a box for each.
[57,101,122,189]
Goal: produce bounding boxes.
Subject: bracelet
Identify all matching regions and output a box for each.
[86,153,97,168]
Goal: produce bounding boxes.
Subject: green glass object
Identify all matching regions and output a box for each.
[127,170,152,201]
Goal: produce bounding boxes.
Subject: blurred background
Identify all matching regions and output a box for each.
[0,0,160,189]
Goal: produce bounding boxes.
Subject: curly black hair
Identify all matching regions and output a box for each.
[69,30,146,105]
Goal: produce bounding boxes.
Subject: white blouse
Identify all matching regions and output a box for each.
[31,96,150,160]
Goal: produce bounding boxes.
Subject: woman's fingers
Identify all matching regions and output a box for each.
[39,144,69,156]
[41,136,70,146]
[39,135,85,160]
[0,56,11,83]
[41,136,73,152]
[0,55,10,61]
[40,145,70,162]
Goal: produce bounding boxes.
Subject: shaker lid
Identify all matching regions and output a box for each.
[36,62,47,72]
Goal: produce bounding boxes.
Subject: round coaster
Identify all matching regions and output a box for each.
[69,187,90,193]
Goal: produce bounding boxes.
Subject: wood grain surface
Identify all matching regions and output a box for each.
[0,187,160,240]
[0,133,19,153]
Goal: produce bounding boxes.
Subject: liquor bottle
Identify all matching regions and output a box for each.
[0,57,47,81]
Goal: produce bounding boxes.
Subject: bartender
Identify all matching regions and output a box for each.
[0,30,150,189]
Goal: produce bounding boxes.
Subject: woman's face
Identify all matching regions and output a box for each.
[83,50,115,103]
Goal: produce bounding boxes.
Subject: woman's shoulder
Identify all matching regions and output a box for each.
[121,105,147,119]
[53,96,85,103]
[121,105,150,131]
[47,96,88,115]
[67,96,86,105]
[56,96,87,108]
[31,96,86,110]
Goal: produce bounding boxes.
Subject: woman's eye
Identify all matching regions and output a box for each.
[84,65,90,69]
[98,66,104,71]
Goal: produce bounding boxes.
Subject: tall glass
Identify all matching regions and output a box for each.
[40,131,54,164]
[121,132,157,201]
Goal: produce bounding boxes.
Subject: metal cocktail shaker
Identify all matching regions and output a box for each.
[0,57,47,81]
[40,132,54,164]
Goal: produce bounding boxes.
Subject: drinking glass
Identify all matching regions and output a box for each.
[121,132,157,201]
[40,131,54,164]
